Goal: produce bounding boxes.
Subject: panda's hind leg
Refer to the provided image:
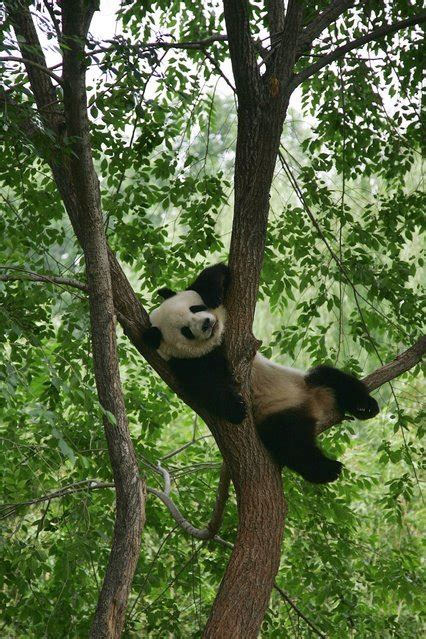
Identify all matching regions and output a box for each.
[306,365,379,420]
[257,407,343,484]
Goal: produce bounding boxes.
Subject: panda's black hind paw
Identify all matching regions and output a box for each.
[350,395,380,420]
[301,458,343,484]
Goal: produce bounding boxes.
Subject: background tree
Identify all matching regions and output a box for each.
[1,1,424,637]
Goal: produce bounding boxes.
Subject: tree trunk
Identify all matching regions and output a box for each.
[61,5,146,637]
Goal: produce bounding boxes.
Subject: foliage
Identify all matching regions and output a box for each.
[1,1,424,637]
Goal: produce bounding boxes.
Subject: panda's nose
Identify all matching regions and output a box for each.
[202,318,212,332]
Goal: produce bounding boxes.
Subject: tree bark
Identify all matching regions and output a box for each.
[59,5,146,638]
[202,3,305,637]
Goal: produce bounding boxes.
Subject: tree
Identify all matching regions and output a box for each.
[1,1,424,637]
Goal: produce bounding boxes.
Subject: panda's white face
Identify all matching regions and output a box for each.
[149,290,226,360]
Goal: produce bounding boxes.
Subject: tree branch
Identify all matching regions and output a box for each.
[4,1,62,131]
[362,336,426,393]
[206,463,231,536]
[267,0,286,36]
[317,337,426,435]
[0,56,63,85]
[297,0,356,55]
[131,33,228,51]
[273,584,326,638]
[293,12,426,87]
[272,0,304,81]
[222,0,261,106]
[0,267,87,292]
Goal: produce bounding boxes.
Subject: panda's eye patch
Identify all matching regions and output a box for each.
[181,326,195,340]
[190,305,207,313]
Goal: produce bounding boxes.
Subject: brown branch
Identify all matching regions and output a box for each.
[293,12,426,88]
[0,267,87,292]
[363,336,426,392]
[222,0,261,106]
[272,0,305,80]
[202,4,303,639]
[0,56,63,84]
[135,33,228,50]
[297,0,356,55]
[206,463,231,536]
[316,337,426,435]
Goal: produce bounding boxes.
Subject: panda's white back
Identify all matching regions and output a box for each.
[251,353,306,422]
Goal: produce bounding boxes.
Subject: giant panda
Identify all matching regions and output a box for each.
[142,264,380,483]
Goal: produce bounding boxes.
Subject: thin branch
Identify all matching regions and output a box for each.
[2,465,231,542]
[0,56,63,85]
[42,0,61,40]
[317,337,426,434]
[297,0,356,55]
[1,480,115,518]
[0,267,87,292]
[278,150,408,338]
[293,12,426,88]
[203,49,236,92]
[273,584,326,639]
[123,33,228,51]
[362,336,426,392]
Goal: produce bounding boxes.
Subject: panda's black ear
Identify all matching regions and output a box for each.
[142,326,162,350]
[157,287,176,300]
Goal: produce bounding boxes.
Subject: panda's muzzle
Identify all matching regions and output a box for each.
[202,317,216,333]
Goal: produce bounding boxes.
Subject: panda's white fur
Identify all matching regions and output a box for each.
[251,354,339,427]
[149,290,227,360]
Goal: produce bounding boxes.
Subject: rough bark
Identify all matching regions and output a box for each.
[60,5,146,638]
[5,3,146,637]
[202,3,304,637]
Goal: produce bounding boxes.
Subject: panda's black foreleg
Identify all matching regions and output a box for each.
[169,347,247,424]
[306,365,379,420]
[186,263,230,309]
[257,408,343,484]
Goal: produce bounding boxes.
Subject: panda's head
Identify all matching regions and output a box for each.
[142,289,226,360]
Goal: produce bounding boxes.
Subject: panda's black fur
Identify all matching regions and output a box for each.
[142,264,379,484]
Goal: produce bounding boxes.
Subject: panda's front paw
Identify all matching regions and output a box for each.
[200,290,223,309]
[224,394,247,424]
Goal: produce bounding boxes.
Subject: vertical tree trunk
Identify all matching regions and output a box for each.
[60,5,146,637]
[203,2,304,636]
